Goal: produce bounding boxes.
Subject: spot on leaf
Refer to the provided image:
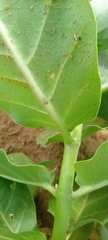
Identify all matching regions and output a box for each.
[70,102,73,105]
[50,73,55,79]
[0,74,2,80]
[74,34,77,41]
[30,5,34,11]
[43,98,48,105]
[10,182,16,190]
[72,43,76,47]
[6,55,10,58]
[22,84,27,89]
[46,2,51,9]
[51,28,56,35]
[5,5,11,10]
[84,83,89,89]
[9,213,14,219]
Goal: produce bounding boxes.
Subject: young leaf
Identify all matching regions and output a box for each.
[36,127,63,146]
[75,141,108,194]
[0,0,101,134]
[0,178,36,233]
[0,149,55,195]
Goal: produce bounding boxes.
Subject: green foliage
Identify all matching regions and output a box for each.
[71,186,108,229]
[0,0,100,135]
[75,141,108,191]
[98,51,108,121]
[48,185,108,230]
[0,149,55,194]
[0,0,108,240]
[99,223,108,240]
[68,223,93,240]
[0,229,46,240]
[0,178,36,233]
[91,0,108,52]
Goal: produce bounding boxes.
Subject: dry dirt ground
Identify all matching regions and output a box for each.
[0,108,108,237]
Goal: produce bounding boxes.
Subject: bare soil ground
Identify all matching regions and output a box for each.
[0,108,108,237]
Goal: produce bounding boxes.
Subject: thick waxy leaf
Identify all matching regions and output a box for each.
[82,125,105,141]
[75,141,108,191]
[0,149,55,193]
[99,224,108,240]
[71,186,108,230]
[68,223,93,240]
[0,228,46,240]
[9,152,54,168]
[8,153,34,165]
[91,0,108,52]
[92,2,108,123]
[48,186,108,231]
[0,78,55,128]
[0,0,100,132]
[82,119,108,140]
[98,89,108,121]
[0,178,36,233]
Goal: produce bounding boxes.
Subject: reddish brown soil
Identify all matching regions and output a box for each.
[0,108,108,237]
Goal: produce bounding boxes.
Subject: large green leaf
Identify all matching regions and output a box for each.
[74,141,108,195]
[91,0,108,52]
[0,228,46,240]
[9,152,54,168]
[81,125,107,141]
[71,186,108,230]
[91,1,108,122]
[68,223,93,240]
[0,0,100,132]
[99,224,108,240]
[48,186,108,231]
[82,115,108,140]
[0,178,36,233]
[0,149,55,194]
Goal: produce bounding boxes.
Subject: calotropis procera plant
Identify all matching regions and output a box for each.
[0,0,108,239]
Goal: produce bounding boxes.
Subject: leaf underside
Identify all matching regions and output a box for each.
[0,0,100,131]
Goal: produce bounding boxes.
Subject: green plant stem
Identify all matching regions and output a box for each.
[0,21,72,145]
[51,124,82,240]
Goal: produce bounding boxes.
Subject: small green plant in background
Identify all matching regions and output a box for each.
[0,0,108,239]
